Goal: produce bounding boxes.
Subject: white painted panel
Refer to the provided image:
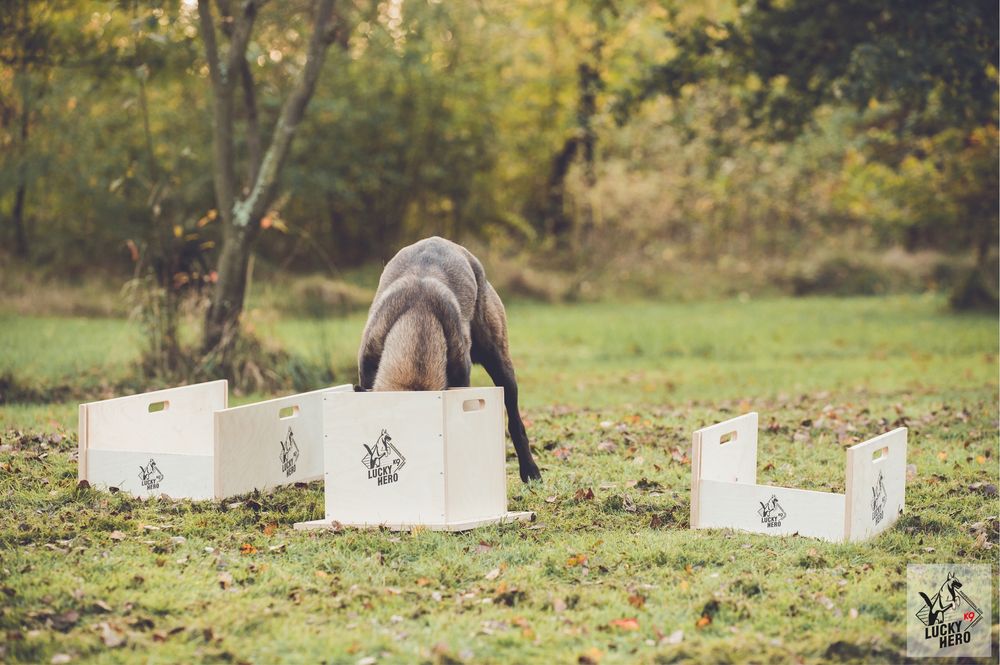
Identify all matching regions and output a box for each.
[214,384,353,499]
[443,387,507,523]
[87,450,214,500]
[691,413,758,528]
[845,428,907,542]
[694,413,759,484]
[697,479,846,542]
[80,381,226,455]
[323,391,447,525]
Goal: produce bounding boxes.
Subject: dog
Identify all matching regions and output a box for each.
[357,237,541,482]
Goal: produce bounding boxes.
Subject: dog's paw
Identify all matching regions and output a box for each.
[519,462,542,483]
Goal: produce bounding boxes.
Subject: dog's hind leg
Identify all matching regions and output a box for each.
[471,285,541,483]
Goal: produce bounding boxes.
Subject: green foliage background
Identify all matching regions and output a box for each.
[1,0,996,291]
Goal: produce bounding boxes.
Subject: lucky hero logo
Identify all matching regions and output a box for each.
[361,429,406,487]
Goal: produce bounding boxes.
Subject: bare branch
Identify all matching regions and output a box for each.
[198,0,237,221]
[240,56,261,186]
[233,0,339,228]
[224,1,263,83]
[197,0,223,91]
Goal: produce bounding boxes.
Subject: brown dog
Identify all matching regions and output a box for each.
[357,237,541,482]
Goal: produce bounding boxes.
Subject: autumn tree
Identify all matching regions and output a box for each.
[196,0,347,355]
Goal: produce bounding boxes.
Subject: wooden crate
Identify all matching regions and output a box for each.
[295,387,534,532]
[78,380,353,500]
[690,412,907,543]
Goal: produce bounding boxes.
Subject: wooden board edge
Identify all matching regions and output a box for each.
[690,430,703,529]
[294,511,536,533]
[78,403,89,481]
[212,411,223,500]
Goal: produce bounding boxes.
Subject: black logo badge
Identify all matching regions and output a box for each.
[916,572,982,649]
[279,428,299,477]
[138,458,164,490]
[757,494,787,528]
[362,429,406,487]
[871,470,887,524]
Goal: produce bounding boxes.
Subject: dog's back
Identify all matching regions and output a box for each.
[357,236,541,480]
[359,237,478,391]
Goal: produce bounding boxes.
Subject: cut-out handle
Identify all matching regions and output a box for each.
[148,401,169,413]
[719,430,737,445]
[872,446,888,462]
[279,405,300,420]
[462,399,486,412]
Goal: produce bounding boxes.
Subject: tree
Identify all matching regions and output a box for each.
[633,0,999,308]
[196,0,347,355]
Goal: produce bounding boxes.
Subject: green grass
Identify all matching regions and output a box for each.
[1,295,997,664]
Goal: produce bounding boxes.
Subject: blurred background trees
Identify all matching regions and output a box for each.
[1,0,996,330]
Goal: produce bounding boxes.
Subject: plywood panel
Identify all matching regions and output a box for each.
[691,412,758,528]
[844,428,907,542]
[323,391,447,526]
[214,384,352,499]
[696,479,846,542]
[443,387,507,523]
[86,450,214,500]
[80,381,226,456]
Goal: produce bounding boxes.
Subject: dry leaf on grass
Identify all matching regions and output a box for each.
[609,617,639,631]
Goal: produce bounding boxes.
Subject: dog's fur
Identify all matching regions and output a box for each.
[357,237,541,482]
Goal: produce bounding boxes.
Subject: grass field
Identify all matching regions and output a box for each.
[1,295,998,664]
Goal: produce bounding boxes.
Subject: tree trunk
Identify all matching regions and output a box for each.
[204,224,253,351]
[11,55,30,257]
[11,181,28,257]
[198,0,342,355]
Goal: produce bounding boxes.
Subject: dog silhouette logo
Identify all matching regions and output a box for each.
[279,428,300,477]
[362,429,406,487]
[757,494,787,528]
[138,458,164,490]
[915,571,982,649]
[871,470,888,524]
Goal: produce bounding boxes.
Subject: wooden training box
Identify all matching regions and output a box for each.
[78,380,353,500]
[690,413,907,543]
[295,387,534,532]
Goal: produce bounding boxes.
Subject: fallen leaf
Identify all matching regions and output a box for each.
[240,543,257,555]
[109,531,125,541]
[664,629,684,644]
[98,622,126,648]
[263,523,277,536]
[695,616,711,629]
[596,440,617,453]
[484,568,501,581]
[609,617,639,631]
[51,610,79,632]
[217,572,233,589]
[566,554,588,567]
[906,464,917,481]
[50,654,72,664]
[628,594,645,609]
[578,647,603,664]
[574,488,595,501]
